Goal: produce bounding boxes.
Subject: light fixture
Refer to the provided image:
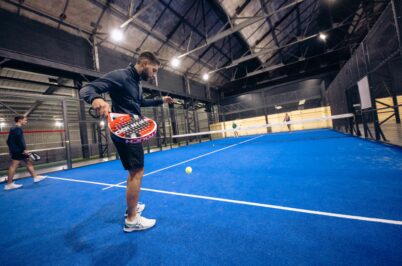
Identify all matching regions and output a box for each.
[170,57,181,68]
[299,99,306,105]
[275,105,283,110]
[0,122,6,127]
[55,121,63,127]
[100,121,105,127]
[319,33,327,41]
[111,28,124,42]
[202,73,210,81]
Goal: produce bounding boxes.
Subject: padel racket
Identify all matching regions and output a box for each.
[24,152,40,161]
[89,107,157,144]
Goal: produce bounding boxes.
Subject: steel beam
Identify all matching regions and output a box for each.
[177,0,304,58]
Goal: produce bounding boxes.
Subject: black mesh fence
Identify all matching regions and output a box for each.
[326,3,402,145]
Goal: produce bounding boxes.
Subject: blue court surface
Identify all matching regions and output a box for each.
[1,129,402,265]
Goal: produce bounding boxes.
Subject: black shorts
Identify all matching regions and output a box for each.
[112,137,144,171]
[11,153,28,161]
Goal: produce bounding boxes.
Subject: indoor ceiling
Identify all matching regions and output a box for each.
[0,0,391,95]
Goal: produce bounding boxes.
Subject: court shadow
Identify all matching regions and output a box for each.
[64,200,138,264]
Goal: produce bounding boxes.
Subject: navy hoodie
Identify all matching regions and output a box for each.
[7,125,26,154]
[79,63,163,115]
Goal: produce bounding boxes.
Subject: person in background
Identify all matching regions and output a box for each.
[232,121,239,137]
[283,113,291,131]
[5,115,46,190]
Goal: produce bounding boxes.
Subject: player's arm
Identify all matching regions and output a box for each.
[79,71,123,117]
[140,95,173,107]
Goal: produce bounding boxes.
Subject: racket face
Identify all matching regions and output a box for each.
[108,113,157,144]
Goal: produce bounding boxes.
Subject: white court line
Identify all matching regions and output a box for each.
[46,175,402,225]
[102,135,265,190]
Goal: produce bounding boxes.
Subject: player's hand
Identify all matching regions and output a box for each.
[92,98,111,117]
[163,96,174,104]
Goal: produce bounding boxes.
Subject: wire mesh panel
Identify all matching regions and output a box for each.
[0,95,68,172]
[66,100,118,164]
[197,109,210,132]
[326,3,402,145]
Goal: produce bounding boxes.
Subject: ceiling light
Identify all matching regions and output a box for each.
[0,122,6,127]
[275,105,282,110]
[100,121,105,127]
[299,99,306,105]
[319,33,327,41]
[170,57,181,68]
[55,121,63,127]
[202,73,210,81]
[111,29,124,42]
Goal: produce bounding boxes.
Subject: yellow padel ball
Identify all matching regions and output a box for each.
[185,166,192,174]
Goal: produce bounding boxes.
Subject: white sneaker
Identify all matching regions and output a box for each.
[33,175,47,183]
[124,202,145,217]
[124,215,156,232]
[4,182,23,191]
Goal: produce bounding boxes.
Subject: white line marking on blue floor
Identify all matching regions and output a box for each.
[102,135,265,191]
[46,176,402,226]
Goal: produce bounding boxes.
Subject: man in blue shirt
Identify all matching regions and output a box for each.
[5,115,46,190]
[80,51,173,232]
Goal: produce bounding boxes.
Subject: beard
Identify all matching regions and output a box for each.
[140,70,149,82]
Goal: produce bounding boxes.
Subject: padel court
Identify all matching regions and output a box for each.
[2,0,402,265]
[1,129,401,265]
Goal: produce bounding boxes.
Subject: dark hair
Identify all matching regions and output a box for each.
[14,115,26,122]
[138,51,160,66]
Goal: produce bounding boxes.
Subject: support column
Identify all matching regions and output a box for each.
[169,103,178,144]
[92,36,100,71]
[76,80,90,159]
[367,74,386,141]
[206,103,213,140]
[363,41,386,141]
[159,92,167,147]
[62,100,72,169]
[153,107,162,150]
[391,0,402,123]
[392,0,402,59]
[262,91,270,133]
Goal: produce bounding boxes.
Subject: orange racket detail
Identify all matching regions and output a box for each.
[108,113,157,144]
[89,108,157,144]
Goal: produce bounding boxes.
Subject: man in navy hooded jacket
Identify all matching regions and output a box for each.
[80,51,173,232]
